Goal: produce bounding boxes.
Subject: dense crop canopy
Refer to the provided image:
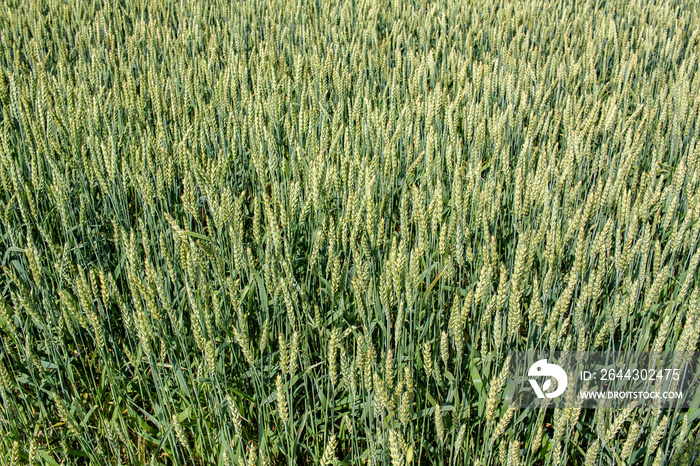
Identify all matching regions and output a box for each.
[0,0,699,464]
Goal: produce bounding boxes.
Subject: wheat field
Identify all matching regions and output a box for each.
[0,0,699,464]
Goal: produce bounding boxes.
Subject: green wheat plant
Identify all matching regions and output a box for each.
[0,0,699,464]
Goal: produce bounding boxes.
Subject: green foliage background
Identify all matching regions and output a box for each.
[0,0,699,464]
